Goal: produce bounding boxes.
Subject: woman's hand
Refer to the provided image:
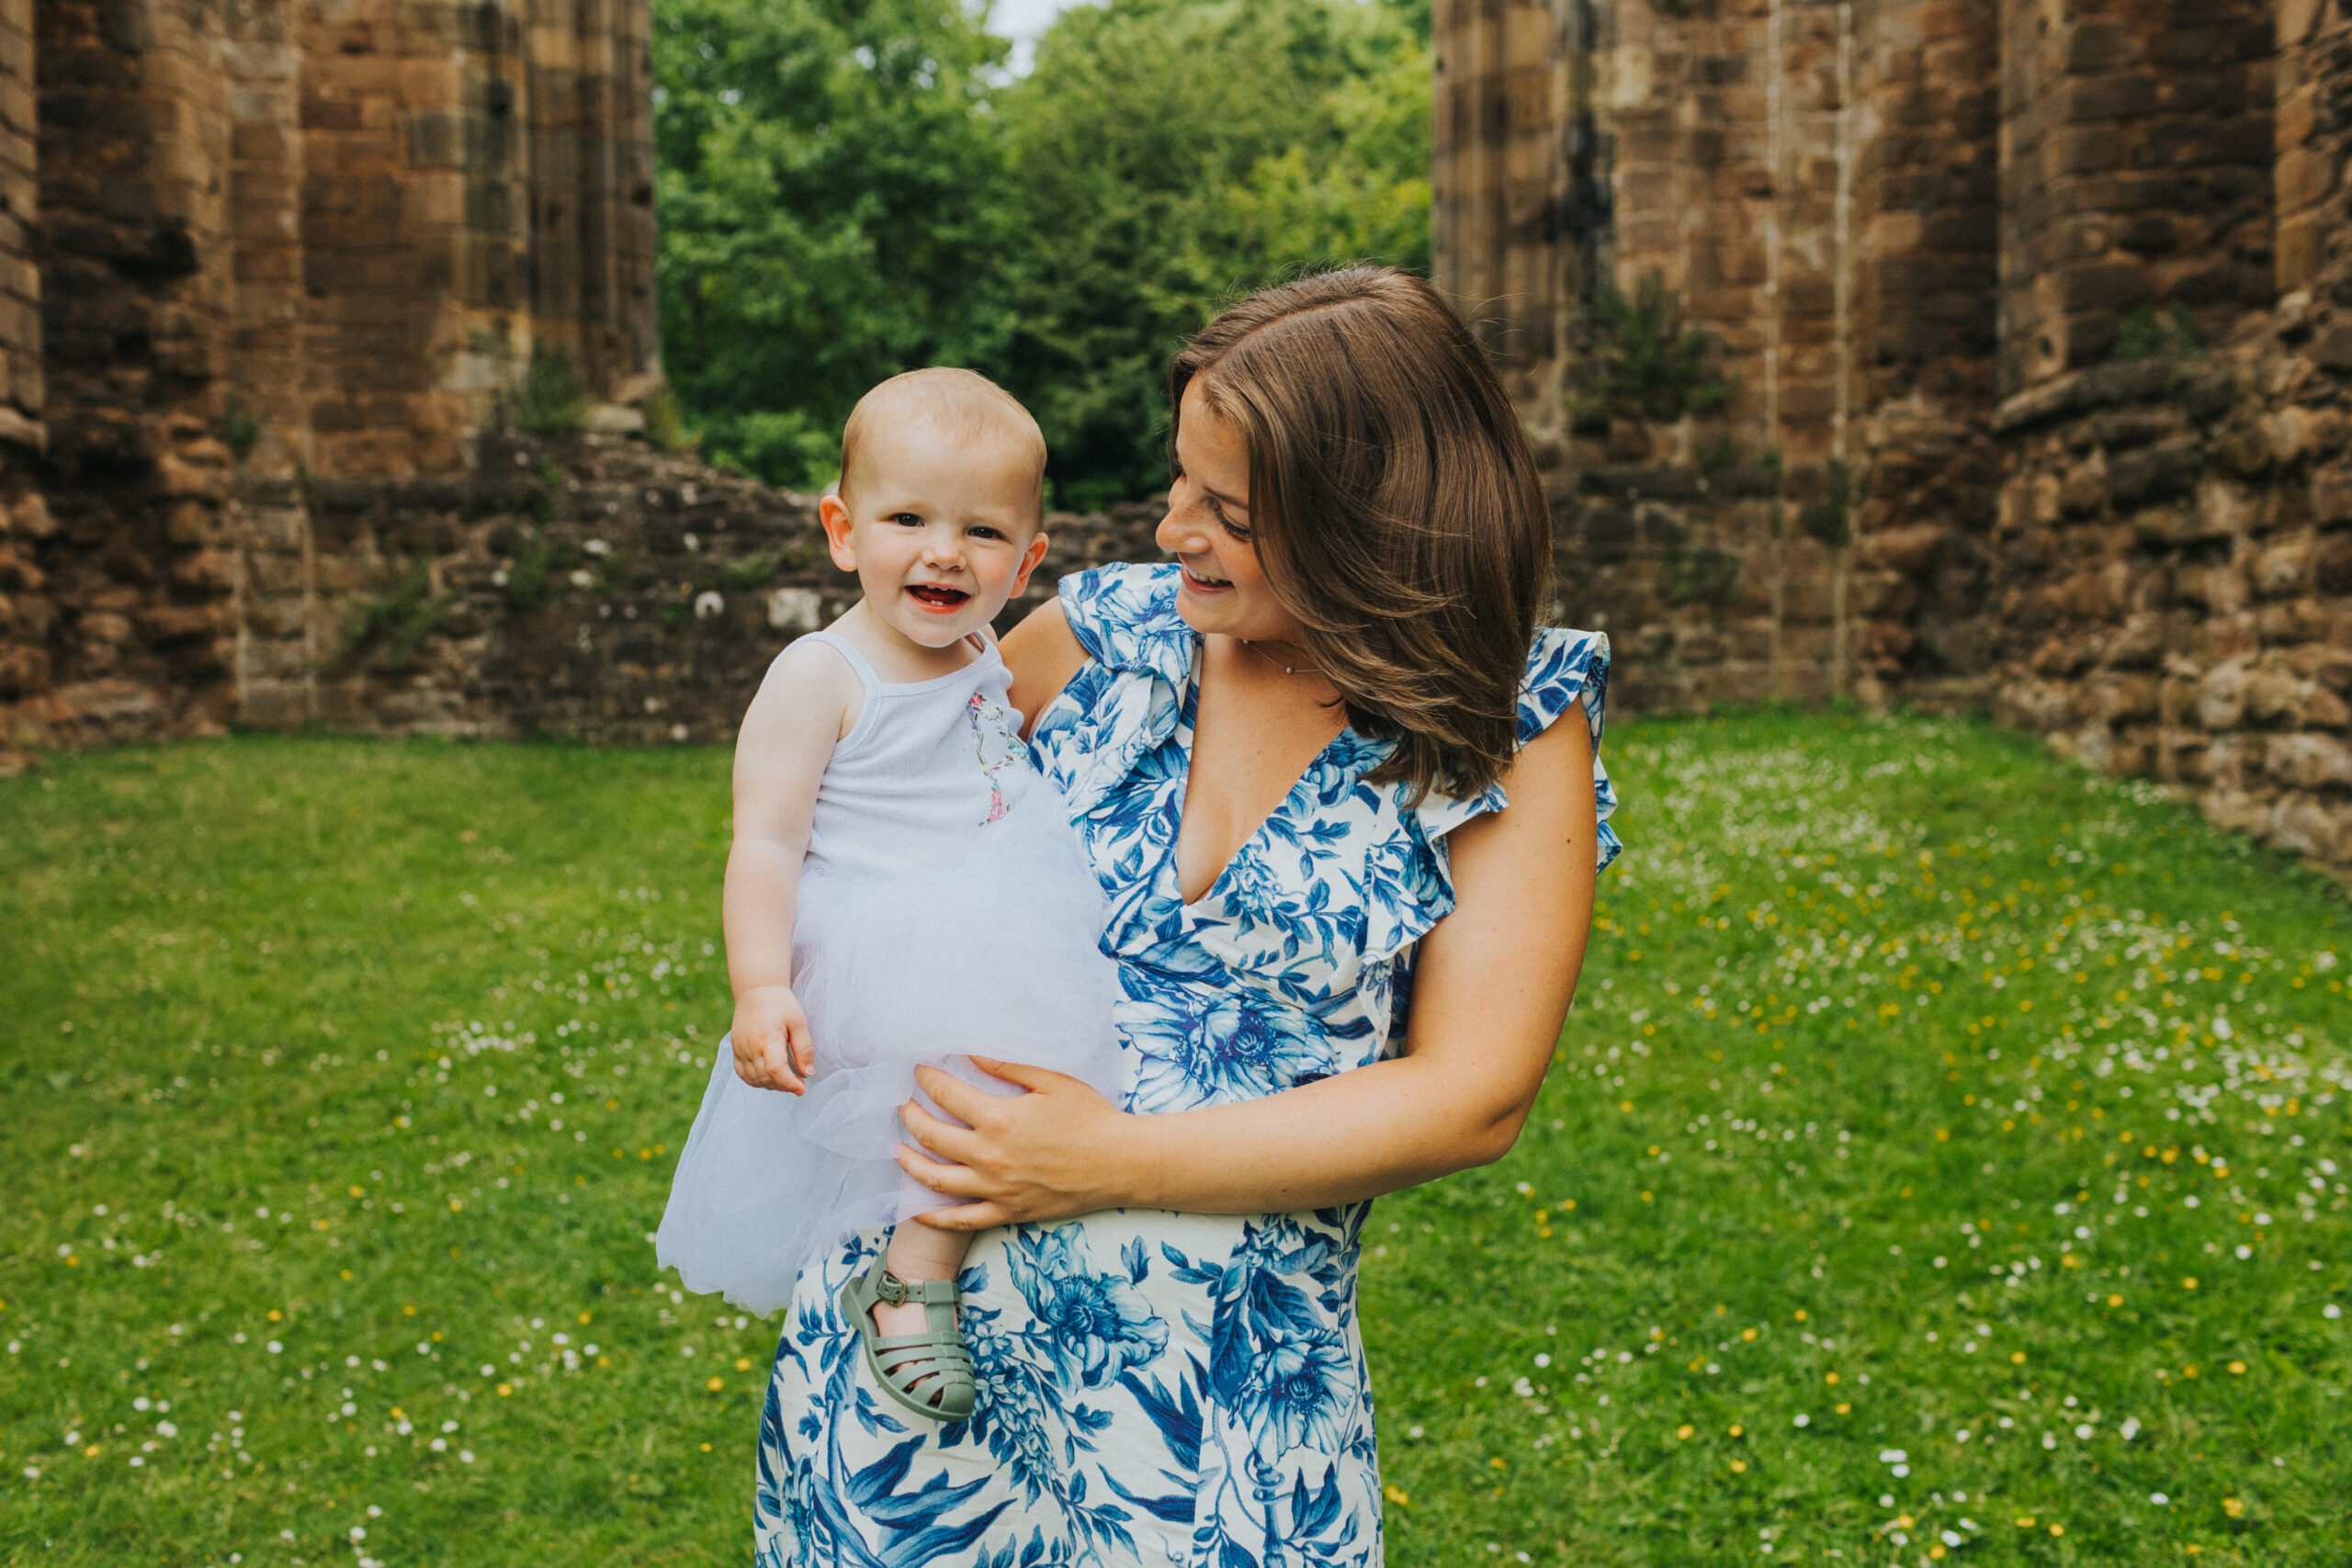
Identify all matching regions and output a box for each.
[894,1058,1148,1230]
[730,985,815,1093]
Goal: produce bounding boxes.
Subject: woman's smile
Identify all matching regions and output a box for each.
[1177,558,1233,593]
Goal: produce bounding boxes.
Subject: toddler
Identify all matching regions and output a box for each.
[655,368,1122,1422]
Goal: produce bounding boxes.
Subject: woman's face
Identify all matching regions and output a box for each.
[1157,378,1305,644]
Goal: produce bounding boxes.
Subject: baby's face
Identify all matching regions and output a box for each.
[820,422,1047,650]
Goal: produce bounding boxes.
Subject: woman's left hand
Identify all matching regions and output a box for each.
[894,1058,1148,1230]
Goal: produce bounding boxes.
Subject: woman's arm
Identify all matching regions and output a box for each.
[1001,597,1090,738]
[896,705,1599,1226]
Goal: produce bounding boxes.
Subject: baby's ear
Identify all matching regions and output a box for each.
[817,494,858,573]
[1011,528,1051,593]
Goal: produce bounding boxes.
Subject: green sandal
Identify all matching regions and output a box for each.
[838,1262,978,1423]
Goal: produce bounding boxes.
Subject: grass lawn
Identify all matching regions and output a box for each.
[1,712,2346,1566]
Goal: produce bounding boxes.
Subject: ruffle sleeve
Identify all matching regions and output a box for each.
[1409,627,1619,864]
[1030,564,1194,818]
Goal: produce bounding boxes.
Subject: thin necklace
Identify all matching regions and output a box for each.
[1237,637,1320,678]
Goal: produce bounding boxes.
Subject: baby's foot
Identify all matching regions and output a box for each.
[870,1293,937,1339]
[843,1267,976,1420]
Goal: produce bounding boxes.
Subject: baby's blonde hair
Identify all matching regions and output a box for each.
[840,367,1046,521]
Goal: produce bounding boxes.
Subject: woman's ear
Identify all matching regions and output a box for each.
[818,494,858,573]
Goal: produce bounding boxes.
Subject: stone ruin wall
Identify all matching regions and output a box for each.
[3,0,2351,885]
[1991,0,2352,868]
[0,0,664,755]
[0,0,45,715]
[1435,0,2009,713]
[1434,0,2352,879]
[0,0,1157,761]
[221,434,1161,746]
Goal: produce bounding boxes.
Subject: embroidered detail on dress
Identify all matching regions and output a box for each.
[966,692,1027,824]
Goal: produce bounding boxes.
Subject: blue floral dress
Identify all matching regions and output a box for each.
[753,564,1620,1567]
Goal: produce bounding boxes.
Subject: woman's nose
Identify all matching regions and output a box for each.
[1154,506,1199,557]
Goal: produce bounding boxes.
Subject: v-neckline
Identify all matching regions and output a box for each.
[1169,635,1357,913]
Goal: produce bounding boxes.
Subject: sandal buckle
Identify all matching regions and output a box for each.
[874,1268,911,1307]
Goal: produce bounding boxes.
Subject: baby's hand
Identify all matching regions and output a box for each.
[731,987,815,1093]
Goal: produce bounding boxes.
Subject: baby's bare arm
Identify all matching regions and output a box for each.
[722,638,860,1091]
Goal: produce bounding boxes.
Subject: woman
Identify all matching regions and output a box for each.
[753,267,1620,1566]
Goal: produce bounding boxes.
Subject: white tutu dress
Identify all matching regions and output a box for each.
[657,630,1125,1314]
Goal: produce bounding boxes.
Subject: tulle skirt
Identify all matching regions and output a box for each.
[656,808,1124,1315]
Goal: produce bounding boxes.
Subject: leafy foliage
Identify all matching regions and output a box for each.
[334,558,450,671]
[1661,542,1744,608]
[1575,273,1732,426]
[2114,303,2203,364]
[652,0,1016,489]
[993,0,1432,507]
[650,0,1432,504]
[639,386,698,454]
[518,348,592,439]
[220,399,265,464]
[1796,457,1855,548]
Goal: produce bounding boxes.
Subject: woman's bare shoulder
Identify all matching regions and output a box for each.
[1003,597,1089,735]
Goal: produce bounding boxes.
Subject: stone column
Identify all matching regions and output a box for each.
[525,0,659,403]
[2275,0,2352,298]
[1996,0,2274,395]
[1431,0,1568,407]
[1845,0,2001,698]
[0,0,49,755]
[34,0,240,744]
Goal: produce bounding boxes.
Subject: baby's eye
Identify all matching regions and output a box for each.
[890,512,922,527]
[969,525,1007,542]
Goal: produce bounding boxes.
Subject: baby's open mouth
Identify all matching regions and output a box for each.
[906,584,971,609]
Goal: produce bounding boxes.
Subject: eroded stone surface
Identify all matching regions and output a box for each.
[1434,0,2350,881]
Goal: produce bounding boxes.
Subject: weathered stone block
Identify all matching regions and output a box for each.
[139,604,230,645]
[2257,733,2352,789]
[238,680,312,730]
[2246,667,2309,728]
[2104,614,2165,669]
[2061,462,2108,516]
[2314,535,2352,593]
[2177,563,2250,615]
[2256,598,2334,644]
[2309,685,2352,731]
[171,549,236,593]
[2268,795,2348,862]
[2109,441,2202,506]
[2253,538,2312,596]
[7,493,52,539]
[0,640,47,696]
[2095,672,2160,723]
[2198,660,2248,730]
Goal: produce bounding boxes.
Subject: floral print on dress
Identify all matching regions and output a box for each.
[752,563,1619,1568]
[966,692,1028,825]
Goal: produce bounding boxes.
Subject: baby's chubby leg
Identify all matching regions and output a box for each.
[873,1193,972,1338]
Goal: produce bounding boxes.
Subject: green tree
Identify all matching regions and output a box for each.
[994,0,1431,507]
[651,0,1013,488]
[649,0,1432,504]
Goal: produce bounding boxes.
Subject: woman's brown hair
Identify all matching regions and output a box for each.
[1172,265,1553,802]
